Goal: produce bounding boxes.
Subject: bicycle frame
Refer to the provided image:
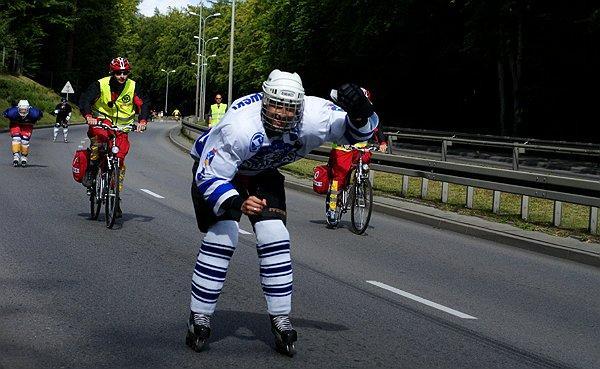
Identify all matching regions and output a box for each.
[88,120,135,228]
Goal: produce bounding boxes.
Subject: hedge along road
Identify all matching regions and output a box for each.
[0,121,599,368]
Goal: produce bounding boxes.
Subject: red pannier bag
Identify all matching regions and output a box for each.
[72,149,89,183]
[313,165,330,194]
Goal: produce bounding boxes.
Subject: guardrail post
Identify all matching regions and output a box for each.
[521,195,529,220]
[590,207,598,234]
[369,170,375,187]
[553,201,562,227]
[512,144,520,171]
[388,135,394,155]
[492,191,501,213]
[441,182,449,203]
[466,186,474,208]
[401,175,409,197]
[441,140,450,203]
[421,178,429,199]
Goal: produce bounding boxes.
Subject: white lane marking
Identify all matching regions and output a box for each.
[238,228,252,235]
[140,189,165,199]
[366,280,478,320]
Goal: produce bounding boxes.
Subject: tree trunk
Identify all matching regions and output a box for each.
[66,0,77,70]
[509,8,525,136]
[497,58,507,136]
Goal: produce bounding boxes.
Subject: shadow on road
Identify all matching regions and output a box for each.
[76,212,155,226]
[9,164,48,168]
[206,310,349,349]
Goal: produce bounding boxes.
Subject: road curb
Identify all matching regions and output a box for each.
[170,124,600,268]
[284,179,600,267]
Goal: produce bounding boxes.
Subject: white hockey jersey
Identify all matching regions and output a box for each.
[190,92,379,216]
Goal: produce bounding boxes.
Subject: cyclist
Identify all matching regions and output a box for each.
[172,108,181,121]
[325,89,387,225]
[52,97,72,142]
[186,69,378,355]
[78,57,150,217]
[3,100,43,167]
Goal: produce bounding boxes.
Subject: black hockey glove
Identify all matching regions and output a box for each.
[336,83,374,127]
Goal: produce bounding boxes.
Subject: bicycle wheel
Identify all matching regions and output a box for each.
[350,178,373,235]
[105,162,120,228]
[89,170,102,220]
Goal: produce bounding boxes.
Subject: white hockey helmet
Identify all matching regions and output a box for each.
[261,69,305,134]
[17,100,30,117]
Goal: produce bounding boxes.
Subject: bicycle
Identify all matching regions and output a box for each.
[87,120,136,228]
[326,145,376,234]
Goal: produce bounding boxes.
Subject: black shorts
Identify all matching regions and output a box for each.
[191,162,287,233]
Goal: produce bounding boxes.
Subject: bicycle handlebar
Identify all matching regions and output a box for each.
[92,121,137,133]
[348,144,379,153]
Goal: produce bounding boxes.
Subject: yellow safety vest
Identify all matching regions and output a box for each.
[332,141,368,152]
[92,76,136,126]
[209,103,227,127]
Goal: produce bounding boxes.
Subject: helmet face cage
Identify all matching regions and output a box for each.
[17,100,30,117]
[261,95,304,134]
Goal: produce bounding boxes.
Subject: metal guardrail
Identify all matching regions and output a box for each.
[388,127,600,150]
[182,119,600,234]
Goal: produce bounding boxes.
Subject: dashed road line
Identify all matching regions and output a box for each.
[366,280,478,320]
[140,189,165,199]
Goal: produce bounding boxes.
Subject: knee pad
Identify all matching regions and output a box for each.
[255,219,289,246]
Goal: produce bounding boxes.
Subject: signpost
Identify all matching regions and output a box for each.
[61,81,75,101]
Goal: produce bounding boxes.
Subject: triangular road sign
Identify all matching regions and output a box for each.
[61,81,75,94]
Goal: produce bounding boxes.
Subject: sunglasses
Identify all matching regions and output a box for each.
[114,71,130,76]
[216,97,222,100]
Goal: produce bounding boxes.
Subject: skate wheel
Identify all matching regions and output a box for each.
[185,331,207,352]
[275,341,296,357]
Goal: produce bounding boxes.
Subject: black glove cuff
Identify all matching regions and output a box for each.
[221,194,244,212]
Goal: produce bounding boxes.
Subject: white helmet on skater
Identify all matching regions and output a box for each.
[17,100,30,117]
[261,69,305,134]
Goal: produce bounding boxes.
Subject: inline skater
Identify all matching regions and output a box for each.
[53,97,72,142]
[3,100,43,167]
[186,69,378,356]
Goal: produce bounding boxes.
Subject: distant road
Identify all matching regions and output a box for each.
[1,122,599,368]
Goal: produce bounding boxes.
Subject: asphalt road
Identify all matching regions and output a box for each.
[1,122,599,369]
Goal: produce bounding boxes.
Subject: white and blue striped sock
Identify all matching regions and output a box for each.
[190,220,238,314]
[255,220,292,315]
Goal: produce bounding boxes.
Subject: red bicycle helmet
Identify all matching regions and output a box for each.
[109,57,131,73]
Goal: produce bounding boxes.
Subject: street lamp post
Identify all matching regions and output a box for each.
[188,7,203,120]
[161,68,176,116]
[199,12,220,120]
[228,0,236,108]
[200,36,219,119]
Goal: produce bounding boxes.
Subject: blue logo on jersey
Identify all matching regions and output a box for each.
[198,148,218,179]
[231,93,263,110]
[329,102,344,112]
[250,132,264,152]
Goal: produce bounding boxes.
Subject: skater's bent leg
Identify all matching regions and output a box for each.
[255,219,292,315]
[190,220,238,315]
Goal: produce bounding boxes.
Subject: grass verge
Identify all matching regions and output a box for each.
[0,73,83,128]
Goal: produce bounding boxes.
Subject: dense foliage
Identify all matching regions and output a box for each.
[1,0,598,141]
